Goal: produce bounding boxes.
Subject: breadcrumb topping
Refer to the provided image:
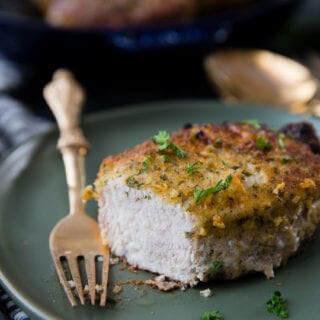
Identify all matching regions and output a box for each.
[96,122,320,236]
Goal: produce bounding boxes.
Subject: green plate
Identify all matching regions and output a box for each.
[0,100,320,320]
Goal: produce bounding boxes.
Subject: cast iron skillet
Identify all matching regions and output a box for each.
[0,0,300,64]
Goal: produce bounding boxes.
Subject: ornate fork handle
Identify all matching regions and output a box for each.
[44,69,89,215]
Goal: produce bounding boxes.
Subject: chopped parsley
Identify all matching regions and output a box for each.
[242,119,261,129]
[221,159,229,167]
[194,175,232,203]
[142,155,152,171]
[160,154,168,163]
[214,138,222,148]
[278,133,285,149]
[153,130,187,158]
[281,156,297,164]
[153,130,170,146]
[170,142,188,158]
[210,260,224,275]
[257,136,273,151]
[187,163,201,174]
[201,310,223,320]
[266,291,289,319]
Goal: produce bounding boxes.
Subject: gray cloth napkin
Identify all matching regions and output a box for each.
[0,96,52,156]
[0,286,29,320]
[0,95,52,320]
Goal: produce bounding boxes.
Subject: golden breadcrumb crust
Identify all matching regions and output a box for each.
[96,122,320,236]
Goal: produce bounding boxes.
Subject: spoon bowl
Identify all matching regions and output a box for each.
[204,49,319,113]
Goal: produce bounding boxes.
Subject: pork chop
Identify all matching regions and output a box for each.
[95,121,320,285]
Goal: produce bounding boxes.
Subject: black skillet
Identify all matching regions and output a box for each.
[0,0,301,66]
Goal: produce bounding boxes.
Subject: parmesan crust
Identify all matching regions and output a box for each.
[96,122,320,284]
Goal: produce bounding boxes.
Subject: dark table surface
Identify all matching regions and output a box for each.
[0,0,319,319]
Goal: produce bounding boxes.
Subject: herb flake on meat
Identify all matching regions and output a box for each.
[153,130,187,158]
[187,163,201,174]
[278,133,286,149]
[194,175,232,203]
[257,136,273,151]
[242,119,261,129]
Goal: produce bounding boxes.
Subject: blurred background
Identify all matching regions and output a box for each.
[0,0,319,120]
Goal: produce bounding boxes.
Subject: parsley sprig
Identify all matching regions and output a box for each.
[242,119,261,129]
[257,136,273,151]
[194,175,232,203]
[281,155,297,164]
[160,154,168,163]
[187,163,201,174]
[278,133,285,149]
[153,131,187,158]
[201,310,223,320]
[142,155,152,171]
[209,260,224,276]
[266,291,289,319]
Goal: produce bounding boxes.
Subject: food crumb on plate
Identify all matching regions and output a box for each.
[83,284,89,295]
[128,265,138,273]
[95,284,103,294]
[200,288,213,297]
[145,275,182,291]
[112,284,122,294]
[109,256,120,265]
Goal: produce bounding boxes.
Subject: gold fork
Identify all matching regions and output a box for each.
[44,69,109,307]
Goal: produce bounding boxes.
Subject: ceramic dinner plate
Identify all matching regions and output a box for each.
[0,100,320,320]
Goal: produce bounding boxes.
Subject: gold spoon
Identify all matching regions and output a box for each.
[204,49,320,115]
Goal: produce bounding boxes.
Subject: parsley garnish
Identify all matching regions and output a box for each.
[201,310,223,320]
[170,143,188,158]
[266,291,289,319]
[142,155,152,171]
[281,157,290,164]
[281,156,297,164]
[194,175,232,203]
[221,159,229,167]
[242,119,261,129]
[214,138,222,148]
[210,260,224,275]
[278,133,285,149]
[153,130,170,146]
[187,163,201,174]
[160,154,168,163]
[153,130,187,158]
[257,136,273,151]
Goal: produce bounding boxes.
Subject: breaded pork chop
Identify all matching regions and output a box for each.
[95,121,320,285]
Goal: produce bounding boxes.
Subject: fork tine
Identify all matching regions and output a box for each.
[100,253,110,306]
[84,254,96,305]
[51,254,77,307]
[66,255,85,305]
